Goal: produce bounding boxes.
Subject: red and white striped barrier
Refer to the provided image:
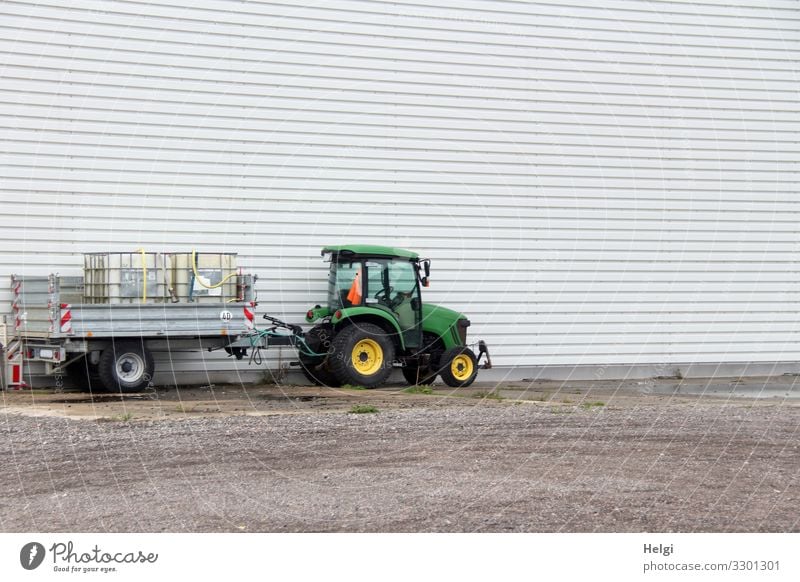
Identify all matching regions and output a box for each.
[5,340,26,390]
[243,301,255,330]
[60,303,73,334]
[11,277,22,331]
[48,275,56,333]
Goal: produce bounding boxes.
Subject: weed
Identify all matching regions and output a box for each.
[581,401,605,410]
[349,404,378,414]
[341,384,367,391]
[472,391,504,401]
[404,385,433,395]
[550,406,574,414]
[112,412,134,422]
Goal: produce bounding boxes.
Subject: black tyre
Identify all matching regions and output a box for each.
[299,325,341,387]
[438,346,478,388]
[66,357,105,393]
[401,365,437,386]
[98,341,155,393]
[330,323,395,388]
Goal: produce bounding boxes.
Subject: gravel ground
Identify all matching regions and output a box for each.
[1,383,798,532]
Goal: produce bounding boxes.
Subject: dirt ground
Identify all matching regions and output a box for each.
[1,377,798,532]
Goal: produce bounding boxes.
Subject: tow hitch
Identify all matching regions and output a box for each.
[477,340,492,369]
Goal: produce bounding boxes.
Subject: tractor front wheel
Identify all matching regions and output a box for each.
[330,323,395,388]
[438,346,478,388]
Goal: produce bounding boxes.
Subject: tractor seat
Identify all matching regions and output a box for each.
[339,289,352,308]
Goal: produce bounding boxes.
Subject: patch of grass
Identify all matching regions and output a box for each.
[349,404,378,414]
[472,390,504,401]
[581,401,605,410]
[404,385,434,394]
[550,406,574,414]
[109,412,134,422]
[341,384,367,390]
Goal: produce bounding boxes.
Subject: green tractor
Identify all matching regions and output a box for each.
[299,245,491,388]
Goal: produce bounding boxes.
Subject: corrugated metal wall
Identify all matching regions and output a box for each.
[1,0,798,380]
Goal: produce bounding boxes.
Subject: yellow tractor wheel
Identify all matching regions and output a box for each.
[439,347,478,388]
[330,323,395,388]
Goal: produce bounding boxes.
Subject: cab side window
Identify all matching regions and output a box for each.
[335,262,361,307]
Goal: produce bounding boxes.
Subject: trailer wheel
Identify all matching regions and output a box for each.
[98,341,154,393]
[330,323,394,388]
[66,358,105,393]
[299,325,341,387]
[438,346,478,388]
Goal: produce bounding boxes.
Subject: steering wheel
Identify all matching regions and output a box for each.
[374,286,394,302]
[389,290,413,309]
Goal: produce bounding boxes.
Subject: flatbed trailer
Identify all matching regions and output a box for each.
[5,272,293,392]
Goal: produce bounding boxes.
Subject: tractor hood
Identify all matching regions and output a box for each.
[422,303,465,322]
[421,303,469,348]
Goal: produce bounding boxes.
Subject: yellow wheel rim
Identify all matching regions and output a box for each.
[451,354,474,381]
[351,339,383,375]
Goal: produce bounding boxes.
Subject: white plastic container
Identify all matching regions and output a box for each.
[83,252,169,304]
[167,252,238,303]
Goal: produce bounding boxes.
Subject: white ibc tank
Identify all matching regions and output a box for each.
[84,252,169,304]
[168,252,238,303]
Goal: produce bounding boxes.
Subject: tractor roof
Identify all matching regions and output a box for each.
[321,244,419,260]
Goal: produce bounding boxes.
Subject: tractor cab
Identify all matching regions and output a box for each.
[325,246,428,349]
[301,244,490,389]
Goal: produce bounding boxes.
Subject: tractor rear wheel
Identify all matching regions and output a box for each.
[438,346,478,388]
[298,325,340,387]
[330,323,394,388]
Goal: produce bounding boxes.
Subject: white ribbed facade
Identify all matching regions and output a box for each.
[1,0,798,381]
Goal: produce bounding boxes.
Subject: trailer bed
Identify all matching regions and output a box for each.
[11,274,256,340]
